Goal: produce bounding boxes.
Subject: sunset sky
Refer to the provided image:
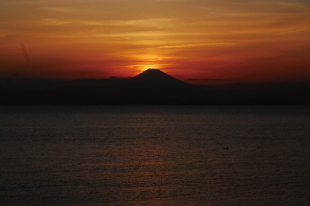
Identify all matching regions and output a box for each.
[1,0,310,83]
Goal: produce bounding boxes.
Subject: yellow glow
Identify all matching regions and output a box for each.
[129,63,172,74]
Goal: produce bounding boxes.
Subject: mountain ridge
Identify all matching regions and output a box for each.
[130,69,188,87]
[1,69,310,105]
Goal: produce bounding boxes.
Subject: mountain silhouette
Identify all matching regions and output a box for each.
[131,69,187,87]
[122,69,194,104]
[1,69,310,105]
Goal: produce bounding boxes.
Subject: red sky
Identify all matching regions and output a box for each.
[1,0,310,84]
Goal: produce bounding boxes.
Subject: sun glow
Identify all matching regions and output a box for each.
[1,0,310,82]
[130,64,168,75]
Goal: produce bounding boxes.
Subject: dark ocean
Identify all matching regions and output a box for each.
[1,106,310,206]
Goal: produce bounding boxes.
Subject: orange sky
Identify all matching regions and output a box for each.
[1,0,310,84]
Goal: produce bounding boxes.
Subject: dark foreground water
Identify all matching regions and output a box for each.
[1,106,310,206]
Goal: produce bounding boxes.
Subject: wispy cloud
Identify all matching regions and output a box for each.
[1,0,310,81]
[40,18,172,27]
[156,43,234,49]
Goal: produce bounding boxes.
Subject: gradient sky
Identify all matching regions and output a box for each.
[1,0,310,83]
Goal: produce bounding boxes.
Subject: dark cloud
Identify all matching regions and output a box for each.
[20,43,30,65]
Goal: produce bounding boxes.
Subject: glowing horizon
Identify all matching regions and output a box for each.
[1,0,310,84]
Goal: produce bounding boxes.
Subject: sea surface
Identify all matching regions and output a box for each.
[1,106,310,206]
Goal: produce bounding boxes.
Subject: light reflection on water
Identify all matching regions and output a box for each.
[1,106,310,206]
